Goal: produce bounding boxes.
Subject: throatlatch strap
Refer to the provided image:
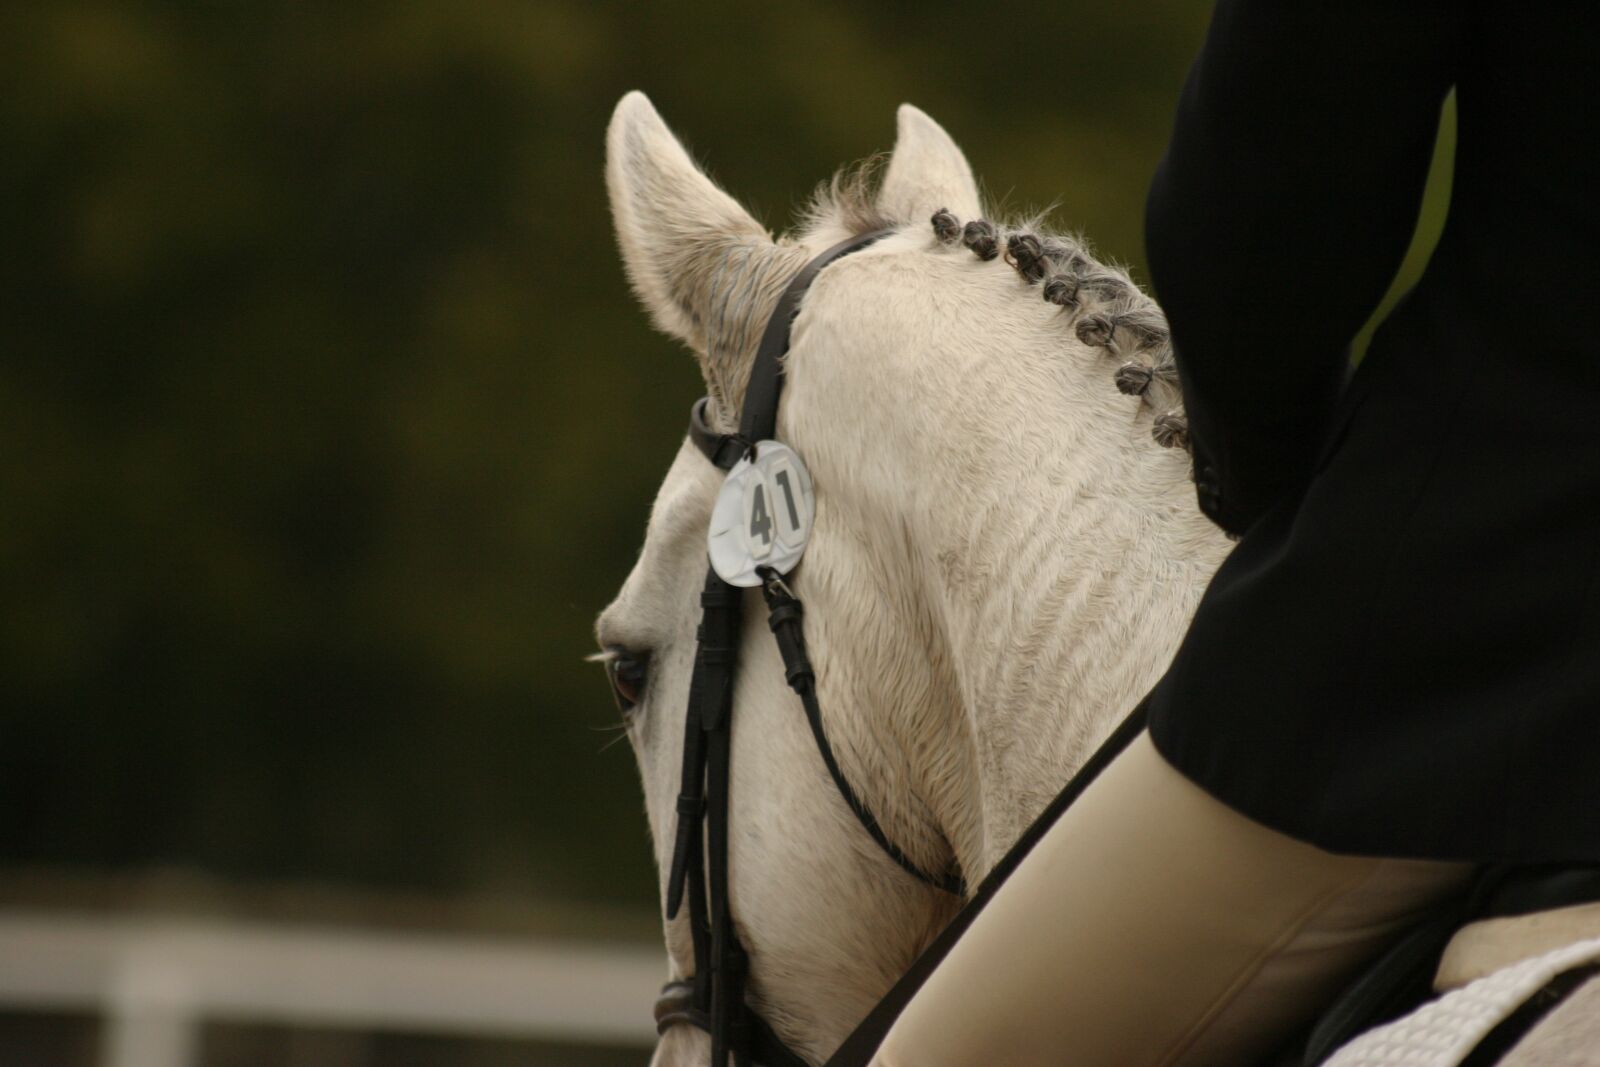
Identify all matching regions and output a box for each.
[821,697,1151,1067]
[761,573,964,895]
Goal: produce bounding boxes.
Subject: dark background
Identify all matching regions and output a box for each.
[0,1,1447,926]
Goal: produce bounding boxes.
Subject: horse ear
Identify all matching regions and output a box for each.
[878,104,982,224]
[606,92,782,375]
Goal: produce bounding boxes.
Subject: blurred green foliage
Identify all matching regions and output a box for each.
[0,2,1445,914]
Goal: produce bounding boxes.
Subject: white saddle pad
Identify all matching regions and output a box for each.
[1323,935,1600,1067]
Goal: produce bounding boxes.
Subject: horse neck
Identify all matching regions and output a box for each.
[781,242,1232,881]
[917,405,1231,872]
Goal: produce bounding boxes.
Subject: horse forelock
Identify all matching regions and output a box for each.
[799,155,900,243]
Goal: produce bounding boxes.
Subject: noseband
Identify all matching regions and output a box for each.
[655,229,964,1067]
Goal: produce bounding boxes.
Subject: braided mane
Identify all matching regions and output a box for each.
[804,161,1189,451]
[931,207,1188,451]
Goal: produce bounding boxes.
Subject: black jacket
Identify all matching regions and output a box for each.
[1143,0,1600,862]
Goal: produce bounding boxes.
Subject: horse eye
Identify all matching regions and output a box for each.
[604,647,651,715]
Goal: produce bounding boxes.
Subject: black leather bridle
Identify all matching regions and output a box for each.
[653,226,1151,1067]
[654,229,964,1067]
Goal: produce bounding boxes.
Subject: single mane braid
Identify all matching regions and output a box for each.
[1115,362,1156,396]
[961,219,999,261]
[928,209,1189,451]
[1075,313,1117,349]
[1114,356,1182,418]
[1043,274,1080,308]
[1005,233,1051,282]
[1153,411,1190,450]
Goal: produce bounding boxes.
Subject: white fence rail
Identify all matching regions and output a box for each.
[0,910,664,1067]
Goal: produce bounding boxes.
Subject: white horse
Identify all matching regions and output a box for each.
[595,92,1600,1067]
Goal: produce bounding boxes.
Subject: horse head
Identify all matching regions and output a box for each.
[595,91,1229,1065]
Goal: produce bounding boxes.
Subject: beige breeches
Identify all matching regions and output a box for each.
[872,733,1471,1067]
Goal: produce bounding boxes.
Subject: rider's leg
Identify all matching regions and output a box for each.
[870,732,1471,1067]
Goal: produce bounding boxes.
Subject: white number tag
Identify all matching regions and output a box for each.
[708,441,815,586]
